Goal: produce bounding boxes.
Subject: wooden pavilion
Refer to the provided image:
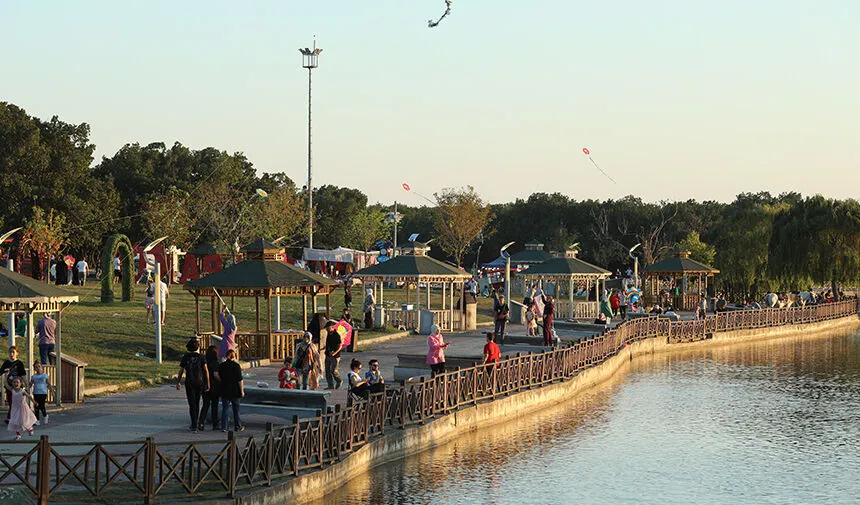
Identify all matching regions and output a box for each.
[642,249,719,311]
[0,267,83,406]
[184,239,337,361]
[352,242,471,333]
[519,247,611,320]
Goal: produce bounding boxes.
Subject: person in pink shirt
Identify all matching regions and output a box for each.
[426,324,450,375]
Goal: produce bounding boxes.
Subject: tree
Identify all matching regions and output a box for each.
[143,187,195,251]
[312,185,369,249]
[675,231,716,266]
[20,208,67,280]
[769,196,860,295]
[343,208,390,252]
[433,186,494,267]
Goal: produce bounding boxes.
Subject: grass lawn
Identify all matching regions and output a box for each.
[46,282,495,388]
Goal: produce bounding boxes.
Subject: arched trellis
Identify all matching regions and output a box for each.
[101,234,135,303]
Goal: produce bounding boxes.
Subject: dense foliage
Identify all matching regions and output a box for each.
[2,102,858,295]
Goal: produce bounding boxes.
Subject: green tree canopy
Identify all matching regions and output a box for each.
[433,186,494,267]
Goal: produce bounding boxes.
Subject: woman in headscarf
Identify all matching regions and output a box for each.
[218,308,238,361]
[363,288,375,329]
[426,324,450,375]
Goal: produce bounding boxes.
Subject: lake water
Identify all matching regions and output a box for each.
[309,327,860,505]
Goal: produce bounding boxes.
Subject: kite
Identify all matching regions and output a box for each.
[428,0,452,28]
[255,188,269,198]
[402,182,436,205]
[582,147,617,184]
[402,183,411,191]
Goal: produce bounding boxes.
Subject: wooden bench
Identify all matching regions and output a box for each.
[242,386,330,411]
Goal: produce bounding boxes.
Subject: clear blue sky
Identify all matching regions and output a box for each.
[4,1,858,205]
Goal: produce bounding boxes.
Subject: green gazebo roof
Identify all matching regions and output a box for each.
[0,268,79,310]
[508,249,552,264]
[519,257,610,278]
[353,255,470,281]
[185,259,336,296]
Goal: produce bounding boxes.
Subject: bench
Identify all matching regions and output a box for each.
[554,321,609,332]
[393,354,483,382]
[242,386,330,411]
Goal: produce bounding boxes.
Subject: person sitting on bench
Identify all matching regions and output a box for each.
[348,358,369,400]
[364,359,385,394]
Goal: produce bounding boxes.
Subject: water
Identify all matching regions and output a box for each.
[310,328,860,505]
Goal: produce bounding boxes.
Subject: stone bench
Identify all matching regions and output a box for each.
[554,321,609,332]
[242,386,330,411]
[393,354,483,382]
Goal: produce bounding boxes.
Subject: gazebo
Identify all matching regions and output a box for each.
[0,267,81,406]
[184,239,337,361]
[518,247,611,320]
[642,249,719,311]
[352,242,471,333]
[508,240,552,267]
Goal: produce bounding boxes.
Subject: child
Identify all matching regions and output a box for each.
[7,378,37,440]
[278,357,298,389]
[525,304,537,336]
[29,363,50,425]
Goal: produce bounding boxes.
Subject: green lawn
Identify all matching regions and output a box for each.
[45,282,495,388]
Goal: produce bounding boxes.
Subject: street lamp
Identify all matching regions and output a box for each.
[629,243,641,289]
[384,202,403,256]
[501,241,515,313]
[300,38,322,249]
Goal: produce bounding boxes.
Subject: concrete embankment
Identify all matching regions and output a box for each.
[237,315,860,505]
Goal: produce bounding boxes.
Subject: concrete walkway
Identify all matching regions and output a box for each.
[0,322,603,447]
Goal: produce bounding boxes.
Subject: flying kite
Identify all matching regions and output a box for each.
[582,147,617,184]
[428,0,452,28]
[255,188,269,198]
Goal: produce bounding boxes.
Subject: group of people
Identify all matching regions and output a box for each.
[177,339,246,433]
[521,284,556,346]
[1,346,53,440]
[143,279,169,324]
[426,324,501,376]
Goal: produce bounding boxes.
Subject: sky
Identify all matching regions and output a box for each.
[3,1,859,206]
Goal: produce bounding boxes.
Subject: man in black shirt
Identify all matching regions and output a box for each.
[324,321,343,390]
[1,346,26,422]
[177,339,210,433]
[214,349,244,432]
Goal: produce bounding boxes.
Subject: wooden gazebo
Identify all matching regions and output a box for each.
[642,249,719,311]
[519,247,611,320]
[352,242,471,333]
[184,239,337,361]
[0,267,82,406]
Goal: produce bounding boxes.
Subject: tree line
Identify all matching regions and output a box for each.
[1,102,858,298]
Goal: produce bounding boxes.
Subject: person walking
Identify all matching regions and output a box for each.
[541,292,555,347]
[492,290,510,341]
[35,313,56,365]
[177,338,210,433]
[76,258,89,286]
[200,345,220,431]
[610,291,621,317]
[144,281,156,323]
[29,363,50,425]
[426,324,449,375]
[113,256,122,285]
[6,378,36,440]
[157,279,169,324]
[618,289,628,319]
[324,322,343,390]
[215,349,244,432]
[294,332,320,390]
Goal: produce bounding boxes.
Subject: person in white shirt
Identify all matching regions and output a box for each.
[113,257,121,285]
[158,280,170,324]
[76,259,89,286]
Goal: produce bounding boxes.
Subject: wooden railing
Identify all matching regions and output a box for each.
[551,300,598,320]
[2,299,856,504]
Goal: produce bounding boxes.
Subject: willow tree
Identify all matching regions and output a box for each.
[768,196,860,295]
[433,186,494,268]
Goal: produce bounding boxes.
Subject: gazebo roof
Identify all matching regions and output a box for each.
[185,259,337,296]
[0,268,79,312]
[519,257,610,279]
[508,249,552,265]
[353,255,470,282]
[643,252,719,275]
[188,242,232,255]
[240,239,281,253]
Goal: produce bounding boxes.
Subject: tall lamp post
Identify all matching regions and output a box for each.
[629,243,641,289]
[300,39,322,249]
[501,241,515,313]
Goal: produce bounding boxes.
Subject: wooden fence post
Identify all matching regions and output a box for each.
[227,431,237,497]
[143,437,156,505]
[291,416,300,477]
[37,435,50,505]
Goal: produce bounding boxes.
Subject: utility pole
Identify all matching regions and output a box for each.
[300,38,322,249]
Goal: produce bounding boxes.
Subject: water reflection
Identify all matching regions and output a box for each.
[309,327,860,505]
